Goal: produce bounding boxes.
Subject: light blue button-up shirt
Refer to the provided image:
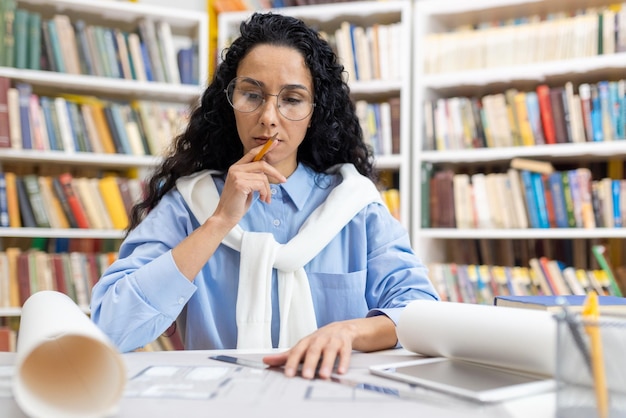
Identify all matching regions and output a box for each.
[91,164,438,352]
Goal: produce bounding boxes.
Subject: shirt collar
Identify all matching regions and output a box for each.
[280,163,316,211]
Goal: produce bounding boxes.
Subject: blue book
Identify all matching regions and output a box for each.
[494,294,626,314]
[525,92,545,145]
[0,172,9,227]
[139,42,154,82]
[612,179,622,228]
[39,97,58,151]
[177,47,194,85]
[591,84,603,141]
[531,172,550,228]
[548,172,569,228]
[520,170,540,228]
[15,83,32,149]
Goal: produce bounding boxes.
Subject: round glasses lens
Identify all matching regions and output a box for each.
[226,78,264,113]
[276,87,314,121]
[226,77,314,121]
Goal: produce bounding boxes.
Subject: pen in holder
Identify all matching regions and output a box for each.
[555,302,626,418]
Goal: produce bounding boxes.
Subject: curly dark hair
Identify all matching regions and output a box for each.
[128,12,375,230]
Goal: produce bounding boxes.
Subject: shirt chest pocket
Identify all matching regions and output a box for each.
[306,270,368,325]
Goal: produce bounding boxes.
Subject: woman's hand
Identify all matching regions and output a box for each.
[262,315,397,380]
[211,141,285,228]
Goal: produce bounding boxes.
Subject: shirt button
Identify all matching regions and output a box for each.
[178,297,185,305]
[271,187,277,195]
[273,219,280,226]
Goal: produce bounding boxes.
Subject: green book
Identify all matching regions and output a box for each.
[22,174,50,228]
[0,0,5,67]
[12,8,27,69]
[27,11,41,70]
[2,0,16,67]
[560,171,577,228]
[46,19,65,73]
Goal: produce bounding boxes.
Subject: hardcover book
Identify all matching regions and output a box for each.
[494,294,626,315]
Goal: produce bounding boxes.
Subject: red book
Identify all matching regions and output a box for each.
[536,84,556,145]
[51,254,67,295]
[57,173,90,228]
[17,252,31,306]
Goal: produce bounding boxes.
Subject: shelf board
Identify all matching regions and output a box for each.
[422,53,626,91]
[0,67,203,102]
[0,149,162,168]
[419,141,626,164]
[418,228,626,239]
[0,228,125,239]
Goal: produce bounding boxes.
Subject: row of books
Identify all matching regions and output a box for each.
[0,172,144,230]
[355,97,400,157]
[321,21,403,82]
[428,258,624,307]
[0,249,117,310]
[423,80,626,151]
[423,4,626,74]
[211,0,355,12]
[0,0,199,85]
[425,162,625,230]
[0,78,187,154]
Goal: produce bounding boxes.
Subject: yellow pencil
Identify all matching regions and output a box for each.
[582,291,609,418]
[253,133,277,162]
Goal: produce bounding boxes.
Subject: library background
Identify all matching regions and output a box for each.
[0,0,625,351]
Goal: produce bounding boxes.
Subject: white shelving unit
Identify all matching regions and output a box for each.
[0,0,208,241]
[218,1,413,228]
[412,0,626,264]
[0,0,208,317]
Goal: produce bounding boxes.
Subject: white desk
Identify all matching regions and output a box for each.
[0,348,555,418]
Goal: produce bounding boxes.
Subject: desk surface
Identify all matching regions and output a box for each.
[0,348,555,418]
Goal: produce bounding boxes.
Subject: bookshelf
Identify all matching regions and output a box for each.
[0,0,208,319]
[217,0,413,227]
[412,0,626,298]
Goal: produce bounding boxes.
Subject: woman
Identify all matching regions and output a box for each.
[91,12,438,380]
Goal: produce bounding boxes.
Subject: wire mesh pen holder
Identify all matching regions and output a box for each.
[555,314,626,418]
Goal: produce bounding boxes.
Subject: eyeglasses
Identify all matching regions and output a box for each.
[225,77,315,121]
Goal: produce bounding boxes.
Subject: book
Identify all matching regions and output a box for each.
[51,176,78,228]
[13,8,28,69]
[15,175,37,228]
[22,174,51,228]
[0,172,8,228]
[592,244,623,297]
[73,177,106,230]
[57,173,90,228]
[0,76,11,148]
[53,14,81,75]
[38,176,70,229]
[7,87,21,149]
[27,11,41,70]
[536,84,556,144]
[15,83,32,149]
[4,172,20,228]
[510,158,555,175]
[494,294,626,315]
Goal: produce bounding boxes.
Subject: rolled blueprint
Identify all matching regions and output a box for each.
[397,300,557,376]
[13,291,126,418]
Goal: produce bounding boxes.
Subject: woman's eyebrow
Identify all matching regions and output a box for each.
[238,77,309,91]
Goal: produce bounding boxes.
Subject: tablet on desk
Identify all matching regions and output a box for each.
[369,357,555,403]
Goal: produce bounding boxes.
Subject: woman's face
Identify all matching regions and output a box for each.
[233,44,314,177]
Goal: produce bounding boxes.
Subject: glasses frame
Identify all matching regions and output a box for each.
[224,77,316,121]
